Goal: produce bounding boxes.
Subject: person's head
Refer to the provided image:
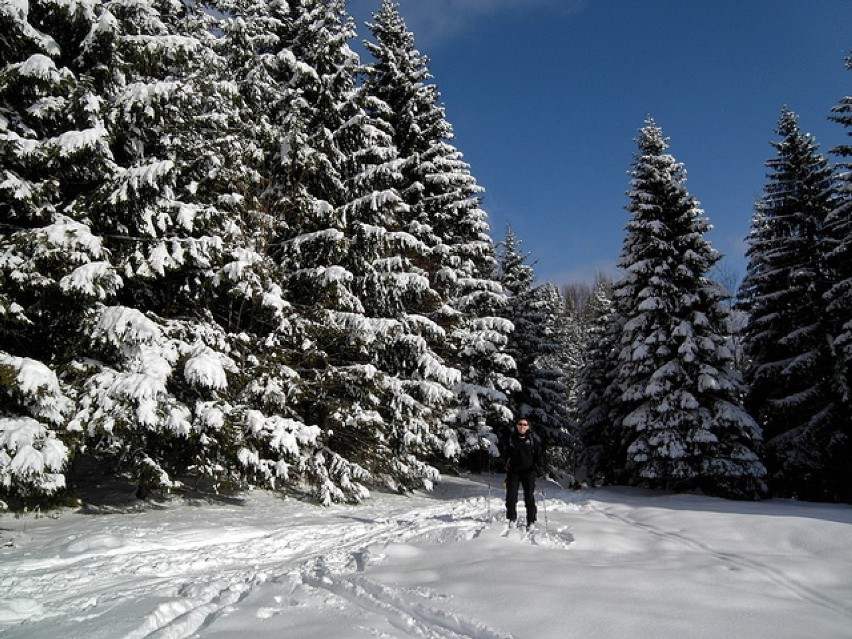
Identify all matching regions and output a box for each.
[516,418,530,435]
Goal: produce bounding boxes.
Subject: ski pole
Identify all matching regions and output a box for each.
[486,455,492,521]
[540,479,549,535]
[482,440,492,522]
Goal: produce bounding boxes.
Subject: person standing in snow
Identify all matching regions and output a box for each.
[504,417,542,531]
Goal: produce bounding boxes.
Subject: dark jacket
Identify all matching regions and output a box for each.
[506,430,542,475]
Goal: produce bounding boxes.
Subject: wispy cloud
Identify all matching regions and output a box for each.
[354,0,588,48]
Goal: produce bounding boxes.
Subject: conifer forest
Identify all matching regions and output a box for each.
[1,0,851,509]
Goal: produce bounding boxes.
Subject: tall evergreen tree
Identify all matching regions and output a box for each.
[254,0,388,503]
[65,0,255,497]
[574,279,619,484]
[342,5,463,491]
[362,1,516,462]
[603,118,765,497]
[497,227,573,465]
[823,55,852,501]
[0,0,119,503]
[739,108,839,499]
[252,0,457,500]
[0,0,272,501]
[204,0,348,499]
[538,283,578,400]
[558,277,613,415]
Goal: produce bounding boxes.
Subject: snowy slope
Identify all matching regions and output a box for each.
[2,477,851,638]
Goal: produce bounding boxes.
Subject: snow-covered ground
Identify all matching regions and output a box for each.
[2,476,851,639]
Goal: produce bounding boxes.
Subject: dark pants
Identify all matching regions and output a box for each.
[506,468,537,525]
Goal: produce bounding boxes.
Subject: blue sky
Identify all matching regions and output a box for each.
[347,0,852,287]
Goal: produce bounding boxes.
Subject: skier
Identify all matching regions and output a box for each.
[504,417,543,533]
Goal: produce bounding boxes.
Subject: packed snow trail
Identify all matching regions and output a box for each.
[2,478,852,639]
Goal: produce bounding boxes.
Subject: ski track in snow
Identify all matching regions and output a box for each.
[301,568,512,639]
[592,503,852,622]
[3,494,563,639]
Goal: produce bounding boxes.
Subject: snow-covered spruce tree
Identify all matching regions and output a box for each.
[541,283,585,421]
[538,283,578,397]
[497,227,573,469]
[363,1,517,465]
[339,129,462,492]
[738,108,839,500]
[53,0,256,498]
[257,0,457,501]
[557,277,613,418]
[171,3,312,496]
[199,1,337,497]
[607,118,765,498]
[345,115,463,486]
[362,0,443,249]
[210,0,445,504]
[217,0,371,504]
[822,58,852,502]
[573,279,620,484]
[0,0,121,504]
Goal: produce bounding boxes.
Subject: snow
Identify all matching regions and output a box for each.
[1,0,28,18]
[287,229,345,255]
[1,355,59,400]
[1,476,850,638]
[244,411,321,455]
[108,161,175,207]
[42,215,106,259]
[93,306,162,348]
[0,354,71,424]
[81,9,118,57]
[16,55,60,82]
[0,417,68,493]
[59,262,122,300]
[48,127,108,157]
[183,345,234,391]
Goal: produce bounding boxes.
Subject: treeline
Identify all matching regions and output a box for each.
[0,0,573,508]
[568,102,852,502]
[1,1,849,509]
